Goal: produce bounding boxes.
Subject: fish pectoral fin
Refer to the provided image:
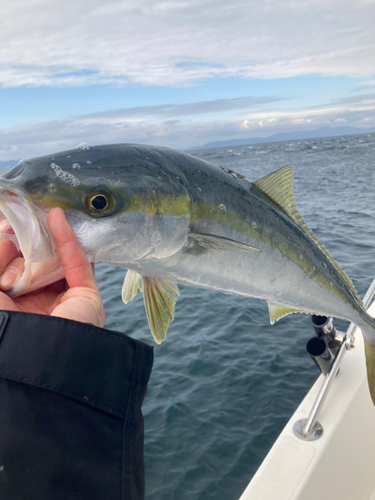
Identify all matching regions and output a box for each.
[188,232,258,255]
[268,302,308,324]
[142,277,179,344]
[122,270,143,304]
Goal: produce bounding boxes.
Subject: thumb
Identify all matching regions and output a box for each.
[47,208,97,291]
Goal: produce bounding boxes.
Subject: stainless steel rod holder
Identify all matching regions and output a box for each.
[294,277,375,441]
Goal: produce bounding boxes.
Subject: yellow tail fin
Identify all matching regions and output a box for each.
[364,338,375,405]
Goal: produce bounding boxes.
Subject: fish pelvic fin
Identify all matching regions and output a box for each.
[142,277,179,344]
[254,165,361,303]
[122,270,142,304]
[268,302,312,324]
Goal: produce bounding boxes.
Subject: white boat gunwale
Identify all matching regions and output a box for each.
[241,280,375,500]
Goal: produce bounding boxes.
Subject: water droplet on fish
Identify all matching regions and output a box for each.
[87,161,92,164]
[176,176,180,180]
[323,263,327,268]
[67,155,70,158]
[219,204,226,211]
[251,221,257,228]
[48,183,56,192]
[276,291,282,296]
[77,142,91,150]
[197,169,201,174]
[72,163,80,169]
[17,159,26,165]
[146,157,150,160]
[158,176,162,181]
[197,187,202,192]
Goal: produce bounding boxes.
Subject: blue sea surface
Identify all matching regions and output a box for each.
[94,133,375,500]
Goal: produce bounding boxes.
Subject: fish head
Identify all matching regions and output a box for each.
[0,144,191,297]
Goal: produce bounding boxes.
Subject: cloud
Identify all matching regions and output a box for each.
[329,93,375,105]
[1,0,375,88]
[352,80,375,92]
[0,93,374,160]
[74,96,284,122]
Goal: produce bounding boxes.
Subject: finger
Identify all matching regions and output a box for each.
[0,218,15,234]
[0,239,21,275]
[47,208,97,290]
[0,291,22,312]
[0,257,25,291]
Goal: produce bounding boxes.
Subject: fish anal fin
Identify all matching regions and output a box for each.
[142,277,179,344]
[268,302,309,325]
[188,232,258,255]
[122,270,142,304]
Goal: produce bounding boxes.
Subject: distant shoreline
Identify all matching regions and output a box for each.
[1,127,374,168]
[190,126,375,151]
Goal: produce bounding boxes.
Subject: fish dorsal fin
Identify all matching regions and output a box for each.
[253,165,296,216]
[253,165,313,238]
[122,270,143,304]
[142,277,179,344]
[268,302,311,324]
[254,166,361,303]
[188,232,258,255]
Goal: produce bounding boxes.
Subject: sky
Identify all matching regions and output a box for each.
[0,0,374,160]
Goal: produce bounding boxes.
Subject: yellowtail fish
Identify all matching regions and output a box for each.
[1,143,374,401]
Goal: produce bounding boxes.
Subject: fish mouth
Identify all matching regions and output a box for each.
[0,184,57,297]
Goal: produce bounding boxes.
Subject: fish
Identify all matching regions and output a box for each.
[1,143,375,401]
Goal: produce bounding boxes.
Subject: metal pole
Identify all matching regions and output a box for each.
[296,278,375,440]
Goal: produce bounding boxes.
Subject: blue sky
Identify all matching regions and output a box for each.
[0,0,374,160]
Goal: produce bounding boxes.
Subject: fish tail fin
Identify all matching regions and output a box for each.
[360,313,375,405]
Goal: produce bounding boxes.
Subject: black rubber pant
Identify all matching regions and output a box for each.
[0,311,153,500]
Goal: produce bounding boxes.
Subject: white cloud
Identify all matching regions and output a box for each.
[0,93,374,160]
[1,0,374,88]
[74,96,283,122]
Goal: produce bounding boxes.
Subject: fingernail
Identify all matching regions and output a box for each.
[0,269,18,289]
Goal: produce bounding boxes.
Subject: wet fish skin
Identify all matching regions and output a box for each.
[1,143,375,402]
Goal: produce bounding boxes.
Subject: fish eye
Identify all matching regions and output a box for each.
[85,190,116,216]
[91,195,107,211]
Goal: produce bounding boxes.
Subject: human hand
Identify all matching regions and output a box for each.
[0,207,106,328]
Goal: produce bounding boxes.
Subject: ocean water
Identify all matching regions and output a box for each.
[93,132,375,500]
[3,134,373,499]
